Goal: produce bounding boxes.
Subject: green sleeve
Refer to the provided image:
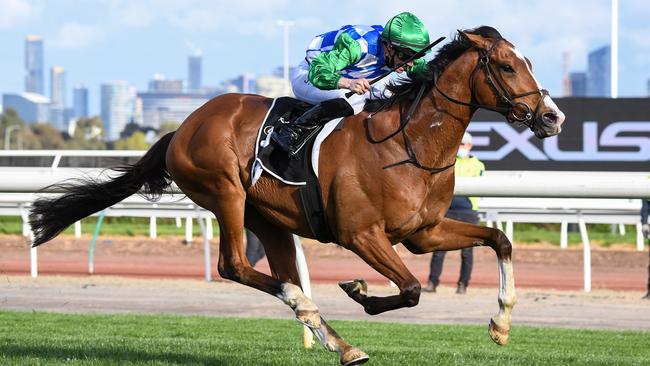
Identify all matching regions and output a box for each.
[406,58,429,78]
[308,33,362,90]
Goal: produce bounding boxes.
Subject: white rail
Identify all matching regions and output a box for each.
[0,153,648,293]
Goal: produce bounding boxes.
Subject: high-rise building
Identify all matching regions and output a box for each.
[2,92,51,124]
[647,79,650,97]
[188,54,202,92]
[73,85,89,119]
[570,72,587,97]
[587,46,611,97]
[101,82,136,141]
[148,74,184,93]
[25,35,44,95]
[50,66,66,106]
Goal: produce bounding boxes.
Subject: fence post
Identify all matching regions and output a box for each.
[74,221,81,238]
[578,218,591,292]
[89,209,107,275]
[185,216,193,245]
[636,222,644,251]
[149,215,157,239]
[206,217,213,240]
[560,220,568,249]
[292,235,314,349]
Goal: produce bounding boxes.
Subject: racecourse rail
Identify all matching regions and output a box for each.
[1,150,649,293]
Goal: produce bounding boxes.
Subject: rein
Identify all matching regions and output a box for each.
[435,38,548,129]
[364,83,455,174]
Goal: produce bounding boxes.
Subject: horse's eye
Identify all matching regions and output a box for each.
[500,64,515,73]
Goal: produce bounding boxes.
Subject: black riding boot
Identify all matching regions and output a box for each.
[272,98,354,155]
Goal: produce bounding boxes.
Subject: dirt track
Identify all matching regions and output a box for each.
[0,234,647,291]
[1,275,648,331]
[1,234,649,331]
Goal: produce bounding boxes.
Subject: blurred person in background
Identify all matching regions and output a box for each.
[424,132,485,294]
[642,198,649,299]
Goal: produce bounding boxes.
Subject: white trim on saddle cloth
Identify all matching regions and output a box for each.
[251,98,342,186]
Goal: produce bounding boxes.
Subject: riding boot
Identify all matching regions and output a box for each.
[272,98,354,155]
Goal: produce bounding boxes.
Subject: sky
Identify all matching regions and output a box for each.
[0,0,649,116]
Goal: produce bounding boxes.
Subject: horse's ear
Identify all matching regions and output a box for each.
[458,30,491,50]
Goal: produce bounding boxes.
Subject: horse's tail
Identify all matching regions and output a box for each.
[28,132,176,247]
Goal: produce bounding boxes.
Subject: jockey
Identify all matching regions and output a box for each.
[272,12,431,155]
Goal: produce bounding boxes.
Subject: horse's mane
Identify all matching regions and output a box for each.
[364,26,503,113]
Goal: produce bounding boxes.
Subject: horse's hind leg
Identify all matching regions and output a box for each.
[402,218,517,345]
[182,169,322,328]
[246,206,368,366]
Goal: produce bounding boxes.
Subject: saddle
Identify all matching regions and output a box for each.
[253,97,344,243]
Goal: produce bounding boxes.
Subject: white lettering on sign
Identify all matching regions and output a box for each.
[468,121,650,162]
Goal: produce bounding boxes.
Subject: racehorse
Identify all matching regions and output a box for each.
[29,27,565,365]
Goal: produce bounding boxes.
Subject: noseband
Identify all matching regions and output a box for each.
[436,38,548,130]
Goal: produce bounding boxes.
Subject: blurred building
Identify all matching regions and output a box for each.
[256,75,290,98]
[2,92,51,124]
[188,54,202,92]
[101,82,136,141]
[49,66,66,130]
[73,85,88,119]
[272,65,299,81]
[222,74,256,94]
[137,92,210,129]
[25,35,44,95]
[587,45,610,97]
[647,79,650,97]
[570,72,587,97]
[50,66,65,106]
[148,74,184,93]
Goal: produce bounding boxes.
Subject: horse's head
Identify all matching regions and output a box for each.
[459,28,565,138]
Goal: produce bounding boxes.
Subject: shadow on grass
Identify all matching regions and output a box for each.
[0,344,231,365]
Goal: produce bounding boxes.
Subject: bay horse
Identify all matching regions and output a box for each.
[29,27,565,365]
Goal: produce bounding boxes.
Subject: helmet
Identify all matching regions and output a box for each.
[381,12,430,54]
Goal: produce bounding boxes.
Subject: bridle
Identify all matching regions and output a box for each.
[364,36,549,174]
[435,38,548,130]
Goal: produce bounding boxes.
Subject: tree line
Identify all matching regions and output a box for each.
[0,108,179,150]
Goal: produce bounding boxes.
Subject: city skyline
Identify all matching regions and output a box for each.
[1,0,649,117]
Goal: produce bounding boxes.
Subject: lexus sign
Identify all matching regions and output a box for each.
[469,97,650,171]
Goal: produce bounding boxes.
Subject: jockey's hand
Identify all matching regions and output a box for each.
[643,224,650,240]
[339,78,370,95]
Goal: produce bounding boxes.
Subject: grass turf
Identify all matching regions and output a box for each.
[0,311,648,365]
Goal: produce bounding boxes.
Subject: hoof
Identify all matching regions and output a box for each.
[488,318,510,345]
[295,310,321,329]
[339,279,368,297]
[340,347,369,366]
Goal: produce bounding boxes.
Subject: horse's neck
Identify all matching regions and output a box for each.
[406,51,478,168]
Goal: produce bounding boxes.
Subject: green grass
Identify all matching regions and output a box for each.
[0,311,648,365]
[510,223,638,247]
[0,216,209,237]
[0,216,639,248]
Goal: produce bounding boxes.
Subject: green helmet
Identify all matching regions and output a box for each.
[381,12,430,54]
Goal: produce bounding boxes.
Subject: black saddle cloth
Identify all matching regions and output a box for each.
[256,97,316,184]
[255,97,335,243]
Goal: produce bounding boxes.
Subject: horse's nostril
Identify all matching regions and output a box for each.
[542,112,559,124]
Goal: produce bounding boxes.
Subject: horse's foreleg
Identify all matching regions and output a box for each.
[340,225,421,315]
[403,218,517,345]
[246,206,368,366]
